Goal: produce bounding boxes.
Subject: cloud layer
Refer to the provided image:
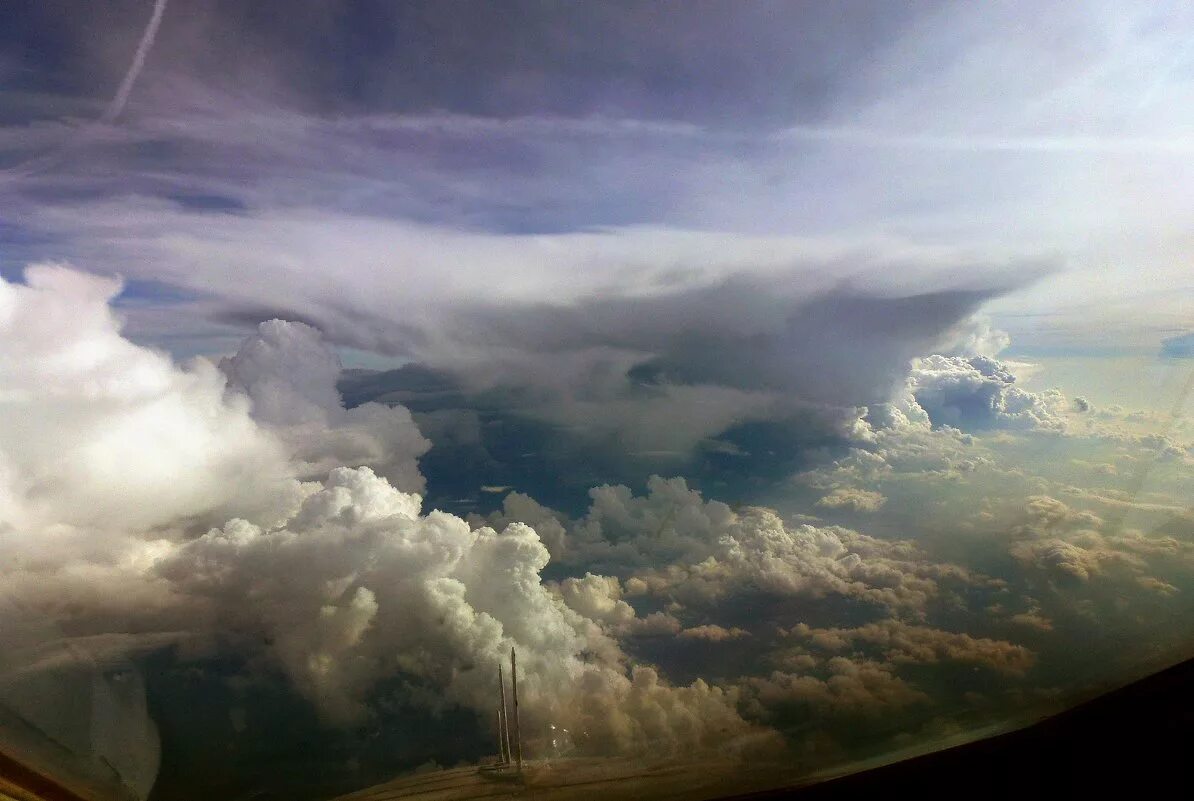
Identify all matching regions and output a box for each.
[2,264,1193,801]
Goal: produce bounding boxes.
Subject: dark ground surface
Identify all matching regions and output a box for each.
[729,654,1194,800]
[10,653,1194,800]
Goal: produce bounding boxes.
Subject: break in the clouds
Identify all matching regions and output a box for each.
[1162,332,1194,358]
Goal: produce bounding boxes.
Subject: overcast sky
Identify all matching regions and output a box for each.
[2,0,1191,357]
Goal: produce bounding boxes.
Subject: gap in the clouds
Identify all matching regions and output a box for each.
[0,223,64,279]
[338,350,411,372]
[114,278,208,306]
[337,363,860,517]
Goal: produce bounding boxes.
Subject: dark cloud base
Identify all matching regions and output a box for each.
[148,651,343,801]
[338,367,855,517]
[146,650,489,801]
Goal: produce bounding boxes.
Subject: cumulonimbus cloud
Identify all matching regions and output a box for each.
[10,192,1048,461]
[1,264,1040,774]
[0,265,777,765]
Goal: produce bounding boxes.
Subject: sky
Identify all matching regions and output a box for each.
[1,3,1193,800]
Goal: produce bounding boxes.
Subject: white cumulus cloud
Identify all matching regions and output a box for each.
[221,318,429,493]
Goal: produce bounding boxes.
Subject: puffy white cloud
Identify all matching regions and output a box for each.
[487,476,986,616]
[816,487,887,513]
[907,355,1068,432]
[554,573,637,628]
[0,265,299,536]
[679,624,750,642]
[0,267,428,547]
[577,667,782,758]
[1015,495,1103,538]
[0,268,773,763]
[221,319,429,493]
[1007,607,1054,632]
[473,491,569,558]
[741,658,927,718]
[1011,538,1110,582]
[1007,496,1189,591]
[937,317,1012,358]
[787,620,1035,676]
[1136,575,1179,596]
[624,510,948,613]
[623,611,685,637]
[151,466,771,754]
[794,394,1194,659]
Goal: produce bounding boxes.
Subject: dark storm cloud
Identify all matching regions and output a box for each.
[595,286,1001,404]
[334,278,1038,512]
[441,274,1035,400]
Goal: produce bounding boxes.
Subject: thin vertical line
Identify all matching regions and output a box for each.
[498,663,511,765]
[511,647,523,771]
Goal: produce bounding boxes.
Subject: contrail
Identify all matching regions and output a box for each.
[0,0,169,182]
[102,0,170,124]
